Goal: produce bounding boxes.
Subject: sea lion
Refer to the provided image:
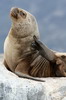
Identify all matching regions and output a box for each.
[31,36,66,77]
[4,7,65,80]
[4,7,45,82]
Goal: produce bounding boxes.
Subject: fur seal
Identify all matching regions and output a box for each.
[4,7,45,82]
[4,7,66,80]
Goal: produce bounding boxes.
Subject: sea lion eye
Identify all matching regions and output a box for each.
[20,11,26,18]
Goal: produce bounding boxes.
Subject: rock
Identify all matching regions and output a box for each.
[0,54,66,100]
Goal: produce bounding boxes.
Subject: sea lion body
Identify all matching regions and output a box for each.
[4,7,65,80]
[4,31,37,72]
[4,7,46,82]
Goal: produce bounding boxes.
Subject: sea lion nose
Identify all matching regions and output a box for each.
[11,7,19,14]
[10,7,19,19]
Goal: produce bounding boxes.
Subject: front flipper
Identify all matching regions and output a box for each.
[30,55,55,77]
[32,36,56,63]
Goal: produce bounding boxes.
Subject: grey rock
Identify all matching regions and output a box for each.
[0,54,66,100]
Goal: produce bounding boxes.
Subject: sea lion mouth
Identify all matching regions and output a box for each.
[10,8,19,19]
[10,7,27,19]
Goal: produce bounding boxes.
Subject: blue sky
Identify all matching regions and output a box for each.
[0,0,66,53]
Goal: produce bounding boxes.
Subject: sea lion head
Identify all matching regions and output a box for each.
[10,7,39,38]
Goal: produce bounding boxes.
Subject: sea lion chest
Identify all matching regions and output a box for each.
[4,35,33,71]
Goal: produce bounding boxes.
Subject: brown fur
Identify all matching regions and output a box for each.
[4,7,46,82]
[4,7,66,81]
[31,37,66,77]
[29,55,55,77]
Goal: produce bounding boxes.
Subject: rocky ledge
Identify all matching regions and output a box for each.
[0,54,66,100]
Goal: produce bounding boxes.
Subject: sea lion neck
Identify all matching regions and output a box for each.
[9,27,30,39]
